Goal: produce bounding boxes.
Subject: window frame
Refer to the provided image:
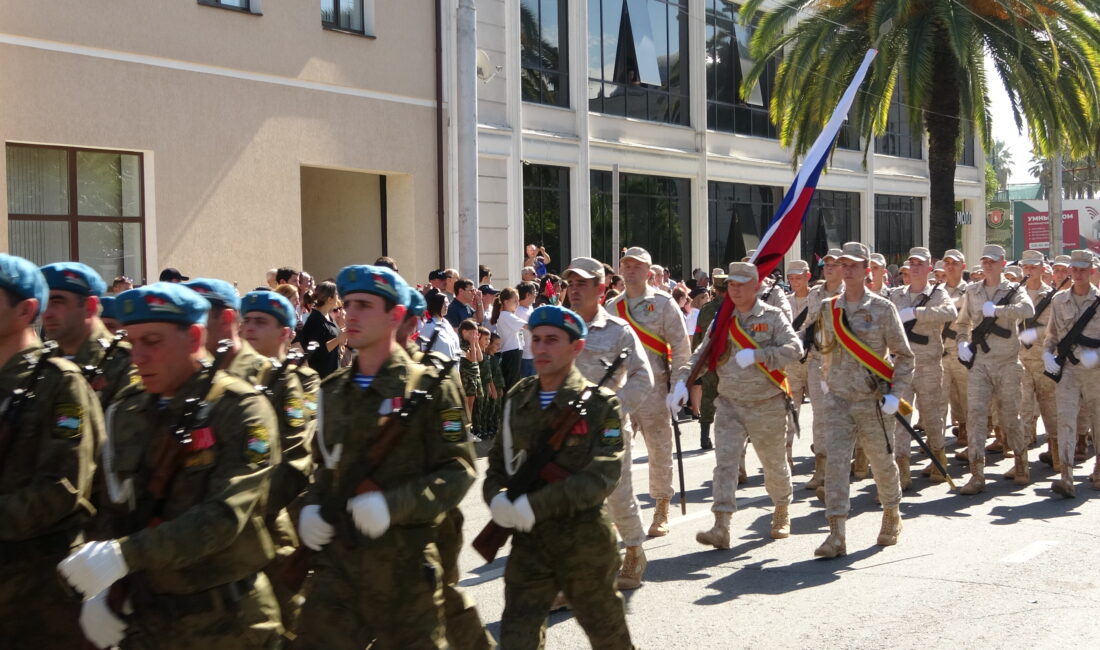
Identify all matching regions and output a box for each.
[799,189,861,274]
[322,0,376,38]
[197,0,259,14]
[874,81,922,160]
[704,1,777,139]
[521,163,572,275]
[521,0,571,107]
[873,194,923,268]
[6,143,147,283]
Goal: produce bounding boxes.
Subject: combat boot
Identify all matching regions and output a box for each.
[615,546,647,590]
[770,503,791,539]
[1013,452,1031,486]
[896,456,911,491]
[700,423,713,450]
[815,485,826,503]
[805,454,826,490]
[696,512,732,549]
[853,447,870,480]
[928,448,950,484]
[876,505,902,546]
[955,423,968,448]
[1075,434,1088,463]
[814,516,846,559]
[1051,468,1076,498]
[648,498,670,537]
[959,461,985,495]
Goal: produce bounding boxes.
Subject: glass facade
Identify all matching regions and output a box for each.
[522,163,571,275]
[521,0,569,107]
[587,0,690,125]
[707,181,779,269]
[874,82,922,159]
[591,170,691,278]
[800,190,860,275]
[704,1,775,138]
[874,194,923,267]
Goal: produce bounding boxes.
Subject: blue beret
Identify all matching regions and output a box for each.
[336,265,408,306]
[528,305,587,340]
[241,290,297,328]
[184,278,240,310]
[404,286,426,318]
[40,262,107,297]
[0,254,48,317]
[100,295,119,320]
[116,283,211,326]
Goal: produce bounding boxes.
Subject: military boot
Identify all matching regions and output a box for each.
[1090,461,1100,490]
[615,545,647,590]
[1013,451,1031,486]
[1075,434,1089,463]
[770,502,791,539]
[814,516,846,559]
[896,456,912,491]
[959,461,985,495]
[876,506,902,546]
[696,512,732,549]
[805,454,826,490]
[955,423,968,448]
[700,422,713,450]
[1051,467,1076,498]
[648,498,670,537]
[928,448,950,484]
[853,447,870,480]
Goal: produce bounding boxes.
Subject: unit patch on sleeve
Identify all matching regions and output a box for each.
[601,417,623,446]
[53,404,84,438]
[284,397,306,428]
[439,407,466,443]
[245,424,271,464]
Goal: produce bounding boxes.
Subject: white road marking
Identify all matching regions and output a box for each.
[1002,540,1059,563]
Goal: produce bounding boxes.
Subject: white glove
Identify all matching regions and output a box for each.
[820,379,829,395]
[1081,349,1099,369]
[1019,328,1038,345]
[898,307,916,323]
[1043,351,1060,375]
[80,590,127,649]
[347,491,391,540]
[957,342,973,363]
[58,540,129,598]
[881,394,900,415]
[982,301,997,318]
[666,380,689,411]
[512,494,536,533]
[298,504,335,551]
[735,348,757,368]
[489,492,515,528]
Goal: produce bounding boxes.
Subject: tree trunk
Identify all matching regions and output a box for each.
[924,30,962,258]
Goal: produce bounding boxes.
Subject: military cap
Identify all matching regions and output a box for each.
[727,262,758,284]
[907,247,931,262]
[563,257,606,282]
[787,260,810,274]
[943,249,966,262]
[712,273,728,288]
[741,249,757,263]
[241,290,297,328]
[980,244,1006,261]
[100,295,118,321]
[405,286,427,318]
[1069,249,1095,268]
[1004,265,1023,279]
[0,254,49,317]
[869,253,887,267]
[185,278,241,310]
[528,305,587,340]
[336,264,408,306]
[933,261,945,272]
[823,248,844,260]
[117,283,211,326]
[620,247,653,265]
[711,267,724,277]
[1019,250,1044,266]
[970,265,984,274]
[839,242,869,262]
[1052,255,1072,268]
[900,262,911,271]
[40,262,107,297]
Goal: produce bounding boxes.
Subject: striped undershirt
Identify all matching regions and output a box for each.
[539,391,556,409]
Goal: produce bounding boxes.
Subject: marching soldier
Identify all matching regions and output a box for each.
[955,245,1035,494]
[484,305,634,649]
[745,250,792,320]
[941,250,970,452]
[604,247,690,537]
[292,265,477,649]
[564,257,654,590]
[670,262,802,548]
[0,254,102,648]
[869,253,890,297]
[185,278,270,386]
[1045,250,1100,497]
[887,247,957,488]
[59,282,284,649]
[1016,250,1062,467]
[814,243,913,559]
[101,295,124,335]
[804,248,845,490]
[693,271,727,451]
[40,262,135,408]
[785,260,814,462]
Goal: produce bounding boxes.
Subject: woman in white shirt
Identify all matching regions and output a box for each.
[419,290,463,360]
[491,287,526,390]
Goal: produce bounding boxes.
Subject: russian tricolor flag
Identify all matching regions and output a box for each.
[748,49,878,280]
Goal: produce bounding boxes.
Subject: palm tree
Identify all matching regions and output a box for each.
[987,138,1013,190]
[741,0,1100,256]
[1030,153,1099,199]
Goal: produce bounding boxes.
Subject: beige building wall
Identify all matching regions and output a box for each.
[0,0,442,288]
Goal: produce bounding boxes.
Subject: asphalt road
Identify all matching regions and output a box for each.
[455,404,1100,649]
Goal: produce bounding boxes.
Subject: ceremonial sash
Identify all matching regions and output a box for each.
[830,296,894,383]
[615,299,672,362]
[728,316,790,395]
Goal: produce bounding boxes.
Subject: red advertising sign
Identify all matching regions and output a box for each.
[1022,210,1079,252]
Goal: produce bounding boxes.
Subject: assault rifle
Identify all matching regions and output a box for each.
[472,350,629,563]
[903,282,941,346]
[959,283,1021,369]
[0,342,57,470]
[1021,278,1070,349]
[1043,295,1100,383]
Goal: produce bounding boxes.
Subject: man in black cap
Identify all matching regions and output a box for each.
[158,267,189,283]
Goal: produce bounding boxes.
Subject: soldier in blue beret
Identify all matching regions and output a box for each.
[185,278,270,386]
[61,281,284,648]
[483,303,633,648]
[40,262,134,407]
[0,254,103,648]
[293,265,484,649]
[396,286,428,360]
[99,296,123,335]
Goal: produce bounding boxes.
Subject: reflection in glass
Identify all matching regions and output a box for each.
[6,146,69,215]
[523,164,571,273]
[78,221,144,284]
[77,152,141,217]
[590,171,691,278]
[521,0,569,106]
[708,182,779,270]
[874,195,923,267]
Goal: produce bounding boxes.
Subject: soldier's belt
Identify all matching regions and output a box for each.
[141,574,258,619]
[906,330,930,346]
[0,527,78,564]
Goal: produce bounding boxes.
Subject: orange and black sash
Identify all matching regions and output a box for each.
[728,316,790,395]
[830,296,894,384]
[615,299,672,362]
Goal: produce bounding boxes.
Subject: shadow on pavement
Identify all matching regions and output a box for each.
[988,487,1087,525]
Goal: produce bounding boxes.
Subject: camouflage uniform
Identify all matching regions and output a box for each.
[485,370,633,649]
[806,282,843,455]
[693,296,723,431]
[0,344,101,649]
[941,281,969,438]
[293,347,477,650]
[99,369,284,649]
[1019,282,1060,452]
[759,281,793,321]
[1044,286,1100,476]
[71,320,136,409]
[785,289,816,447]
[227,340,273,388]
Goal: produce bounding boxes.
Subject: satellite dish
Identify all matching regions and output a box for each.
[476,49,501,82]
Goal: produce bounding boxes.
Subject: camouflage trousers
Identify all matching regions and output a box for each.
[437,509,495,650]
[606,418,647,547]
[501,509,633,650]
[630,392,674,500]
[698,370,719,425]
[806,355,829,453]
[824,394,902,519]
[712,393,792,513]
[0,551,83,649]
[292,528,446,650]
[785,358,810,447]
[123,573,283,650]
[967,358,1026,462]
[1055,366,1100,469]
[943,348,968,429]
[894,352,946,452]
[265,509,302,628]
[1020,356,1058,442]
